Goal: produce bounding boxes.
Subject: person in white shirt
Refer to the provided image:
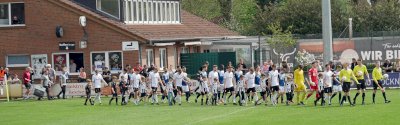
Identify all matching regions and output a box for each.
[57,67,69,99]
[223,66,236,105]
[92,70,106,105]
[245,67,258,103]
[132,69,143,105]
[181,67,192,103]
[315,73,325,106]
[195,65,207,103]
[323,64,334,105]
[211,78,219,106]
[127,69,136,103]
[285,75,295,105]
[173,68,187,105]
[208,65,219,85]
[119,70,128,83]
[269,65,279,105]
[237,75,246,106]
[199,76,209,105]
[149,68,163,105]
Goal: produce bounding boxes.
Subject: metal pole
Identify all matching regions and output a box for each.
[5,75,9,102]
[259,35,262,66]
[349,18,353,40]
[322,0,333,64]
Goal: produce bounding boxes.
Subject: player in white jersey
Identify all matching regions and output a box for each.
[127,69,135,104]
[149,68,163,105]
[285,75,295,105]
[314,73,325,106]
[269,65,280,105]
[330,65,343,104]
[223,66,236,105]
[195,65,208,103]
[237,75,246,106]
[173,68,188,105]
[181,67,192,103]
[139,76,148,105]
[211,78,219,106]
[245,67,258,103]
[323,64,334,105]
[208,65,219,104]
[199,76,210,105]
[132,69,143,105]
[92,70,106,105]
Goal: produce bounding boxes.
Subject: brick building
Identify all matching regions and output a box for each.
[0,0,238,79]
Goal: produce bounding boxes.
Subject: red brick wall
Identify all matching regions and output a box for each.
[0,0,140,78]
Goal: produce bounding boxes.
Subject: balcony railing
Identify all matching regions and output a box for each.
[123,0,180,24]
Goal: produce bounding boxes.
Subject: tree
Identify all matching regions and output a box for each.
[266,22,297,62]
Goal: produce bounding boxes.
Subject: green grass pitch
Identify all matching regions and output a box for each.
[0,90,398,125]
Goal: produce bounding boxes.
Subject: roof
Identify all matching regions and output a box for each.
[54,0,239,42]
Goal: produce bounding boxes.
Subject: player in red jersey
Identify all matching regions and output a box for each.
[306,61,320,101]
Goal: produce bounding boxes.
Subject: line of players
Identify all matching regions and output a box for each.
[83,59,391,106]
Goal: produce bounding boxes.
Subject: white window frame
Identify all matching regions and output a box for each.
[6,54,29,67]
[159,48,167,69]
[0,2,25,27]
[51,52,84,75]
[90,51,123,74]
[96,0,121,19]
[146,49,154,66]
[181,47,189,54]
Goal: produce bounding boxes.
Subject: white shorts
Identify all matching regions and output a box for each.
[256,85,262,92]
[219,84,224,92]
[279,86,285,93]
[182,86,189,92]
[333,85,342,92]
[201,86,209,93]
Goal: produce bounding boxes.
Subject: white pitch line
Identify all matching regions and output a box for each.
[186,107,255,125]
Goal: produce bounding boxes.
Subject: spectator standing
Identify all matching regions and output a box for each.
[396,60,400,72]
[69,60,77,73]
[23,67,32,99]
[78,67,87,83]
[237,58,247,70]
[382,60,393,73]
[351,58,357,70]
[102,67,111,84]
[57,67,69,99]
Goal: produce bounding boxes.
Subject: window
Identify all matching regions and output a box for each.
[0,2,25,26]
[159,48,167,68]
[146,49,154,66]
[52,53,84,75]
[181,47,189,54]
[6,55,29,67]
[96,0,120,19]
[91,51,123,73]
[124,0,180,24]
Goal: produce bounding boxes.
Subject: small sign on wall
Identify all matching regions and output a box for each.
[59,42,76,50]
[122,41,139,51]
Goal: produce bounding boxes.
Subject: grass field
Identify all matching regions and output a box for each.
[0,90,398,125]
